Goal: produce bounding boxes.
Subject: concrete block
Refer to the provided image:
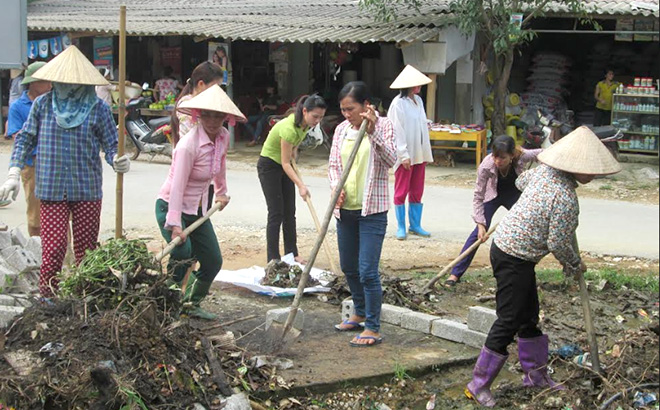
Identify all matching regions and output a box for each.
[0,305,25,328]
[222,393,252,410]
[265,307,304,331]
[25,236,42,265]
[0,263,19,291]
[401,311,439,334]
[9,271,40,294]
[0,232,12,250]
[467,306,497,334]
[463,328,488,348]
[0,294,31,308]
[380,304,411,326]
[1,246,40,274]
[431,319,468,343]
[10,228,28,248]
[341,298,355,321]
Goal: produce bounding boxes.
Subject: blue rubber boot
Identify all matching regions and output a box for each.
[408,203,431,237]
[394,204,407,240]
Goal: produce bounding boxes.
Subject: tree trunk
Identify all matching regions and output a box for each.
[492,50,515,135]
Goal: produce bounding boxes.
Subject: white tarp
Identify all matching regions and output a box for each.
[214,253,332,297]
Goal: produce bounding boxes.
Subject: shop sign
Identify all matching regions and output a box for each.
[634,19,654,41]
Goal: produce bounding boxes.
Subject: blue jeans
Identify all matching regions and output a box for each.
[244,114,268,142]
[451,190,520,278]
[336,209,387,332]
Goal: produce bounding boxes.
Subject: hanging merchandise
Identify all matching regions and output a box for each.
[28,40,38,59]
[93,37,113,68]
[49,36,63,56]
[38,40,49,58]
[61,34,72,49]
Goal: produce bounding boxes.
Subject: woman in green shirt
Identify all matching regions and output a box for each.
[257,94,327,263]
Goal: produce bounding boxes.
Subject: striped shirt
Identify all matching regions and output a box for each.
[494,164,582,275]
[9,92,118,202]
[328,117,396,218]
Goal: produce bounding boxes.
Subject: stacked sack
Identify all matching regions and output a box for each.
[521,52,572,119]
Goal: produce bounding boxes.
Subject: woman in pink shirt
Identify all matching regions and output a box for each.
[156,84,246,320]
[444,135,541,287]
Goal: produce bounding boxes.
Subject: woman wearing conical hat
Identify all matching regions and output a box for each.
[0,46,131,299]
[155,84,246,320]
[388,65,434,240]
[465,126,621,407]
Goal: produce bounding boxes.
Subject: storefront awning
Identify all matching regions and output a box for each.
[27,0,451,43]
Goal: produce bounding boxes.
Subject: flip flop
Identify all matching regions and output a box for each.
[0,199,11,208]
[349,335,383,347]
[334,320,364,331]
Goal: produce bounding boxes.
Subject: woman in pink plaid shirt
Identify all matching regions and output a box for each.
[329,81,396,347]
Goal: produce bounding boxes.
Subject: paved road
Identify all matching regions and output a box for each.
[1,154,658,259]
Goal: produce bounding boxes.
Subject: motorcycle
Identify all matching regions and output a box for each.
[124,86,172,160]
[521,108,623,160]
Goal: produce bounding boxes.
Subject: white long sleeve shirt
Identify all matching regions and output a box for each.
[387,94,433,171]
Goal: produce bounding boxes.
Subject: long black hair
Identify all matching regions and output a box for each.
[338,81,371,105]
[294,93,327,127]
[170,61,224,145]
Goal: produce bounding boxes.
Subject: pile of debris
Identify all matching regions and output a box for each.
[261,259,319,288]
[0,231,279,410]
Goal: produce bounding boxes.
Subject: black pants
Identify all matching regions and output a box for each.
[257,156,298,262]
[485,243,543,355]
[594,108,611,126]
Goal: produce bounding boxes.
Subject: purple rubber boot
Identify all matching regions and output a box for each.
[465,346,508,407]
[518,334,565,390]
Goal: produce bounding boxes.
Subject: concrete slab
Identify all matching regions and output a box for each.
[431,319,468,343]
[467,306,497,334]
[400,311,439,334]
[0,305,25,328]
[0,231,12,250]
[266,307,304,331]
[10,228,28,248]
[207,284,478,395]
[380,304,411,326]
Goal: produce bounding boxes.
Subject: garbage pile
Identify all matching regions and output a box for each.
[0,236,278,410]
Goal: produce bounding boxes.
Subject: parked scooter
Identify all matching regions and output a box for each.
[124,84,172,160]
[521,108,622,159]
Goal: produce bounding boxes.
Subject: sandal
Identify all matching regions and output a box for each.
[334,320,365,332]
[349,335,383,347]
[444,278,461,288]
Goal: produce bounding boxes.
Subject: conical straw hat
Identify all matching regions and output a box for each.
[32,45,109,86]
[538,126,621,175]
[390,65,432,89]
[178,84,247,123]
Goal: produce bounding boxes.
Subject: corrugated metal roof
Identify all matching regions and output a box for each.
[27,0,450,43]
[27,0,659,43]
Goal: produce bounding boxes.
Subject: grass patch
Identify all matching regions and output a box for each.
[599,184,613,191]
[536,268,659,293]
[460,268,658,293]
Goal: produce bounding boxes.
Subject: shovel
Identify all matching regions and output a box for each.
[572,235,602,375]
[155,200,226,262]
[422,223,499,292]
[291,160,342,276]
[274,119,369,344]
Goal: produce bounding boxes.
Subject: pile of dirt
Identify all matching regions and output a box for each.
[261,260,320,288]
[0,239,279,409]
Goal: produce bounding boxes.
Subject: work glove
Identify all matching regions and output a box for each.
[0,167,21,202]
[113,154,131,174]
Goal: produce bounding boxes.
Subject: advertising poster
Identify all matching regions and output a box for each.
[93,37,113,67]
[161,47,182,76]
[615,17,634,42]
[38,39,49,58]
[49,36,63,56]
[634,19,653,41]
[208,42,231,85]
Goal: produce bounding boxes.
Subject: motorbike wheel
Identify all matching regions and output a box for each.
[124,136,141,160]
